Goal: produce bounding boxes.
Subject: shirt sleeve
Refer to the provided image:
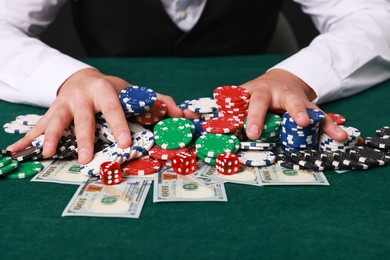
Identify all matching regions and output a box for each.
[0,0,93,108]
[271,0,390,104]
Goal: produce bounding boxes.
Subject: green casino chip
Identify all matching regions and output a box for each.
[0,156,12,168]
[195,133,235,158]
[154,118,193,149]
[0,156,12,167]
[0,153,3,160]
[4,161,43,179]
[196,151,216,165]
[0,160,19,175]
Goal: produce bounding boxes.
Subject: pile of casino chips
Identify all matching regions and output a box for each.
[2,114,42,134]
[280,109,324,153]
[4,84,390,182]
[0,150,44,179]
[119,86,157,117]
[213,85,250,125]
[319,125,361,152]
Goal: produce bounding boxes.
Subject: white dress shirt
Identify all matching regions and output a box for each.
[0,0,389,107]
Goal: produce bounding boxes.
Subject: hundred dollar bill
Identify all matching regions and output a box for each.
[196,164,263,186]
[62,179,151,218]
[31,159,89,185]
[153,168,227,202]
[258,164,329,186]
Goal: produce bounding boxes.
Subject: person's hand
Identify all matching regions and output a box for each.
[240,69,348,141]
[7,68,183,164]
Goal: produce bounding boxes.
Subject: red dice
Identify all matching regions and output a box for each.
[172,151,197,175]
[100,161,123,185]
[216,152,240,175]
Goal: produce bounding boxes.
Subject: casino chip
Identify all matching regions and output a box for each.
[376,126,390,138]
[15,114,42,126]
[4,161,43,179]
[187,97,218,113]
[3,121,33,134]
[349,146,390,166]
[237,150,275,166]
[0,160,19,175]
[119,86,157,117]
[333,151,369,170]
[364,137,390,150]
[154,118,193,149]
[202,117,239,134]
[213,85,250,103]
[0,156,12,167]
[122,158,161,176]
[178,100,191,110]
[11,146,42,162]
[196,133,235,158]
[327,113,346,125]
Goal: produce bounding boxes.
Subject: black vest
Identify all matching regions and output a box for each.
[71,0,284,57]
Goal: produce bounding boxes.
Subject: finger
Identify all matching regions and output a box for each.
[281,91,311,127]
[157,93,183,118]
[6,119,47,152]
[42,110,73,158]
[99,88,131,149]
[245,89,270,140]
[183,109,200,119]
[73,101,97,164]
[321,114,348,142]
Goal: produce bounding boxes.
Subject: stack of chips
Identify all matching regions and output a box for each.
[213,85,250,126]
[195,133,240,165]
[280,108,325,153]
[133,100,168,125]
[319,125,361,152]
[244,113,282,144]
[153,118,194,149]
[119,86,157,117]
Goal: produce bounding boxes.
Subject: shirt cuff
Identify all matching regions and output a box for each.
[270,49,342,104]
[21,53,94,107]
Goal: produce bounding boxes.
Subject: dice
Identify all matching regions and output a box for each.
[99,161,123,185]
[172,151,197,175]
[216,152,240,175]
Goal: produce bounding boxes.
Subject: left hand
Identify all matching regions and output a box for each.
[240,69,348,141]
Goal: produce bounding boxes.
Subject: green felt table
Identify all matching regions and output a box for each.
[0,56,389,259]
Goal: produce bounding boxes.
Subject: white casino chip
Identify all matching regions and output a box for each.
[15,114,42,126]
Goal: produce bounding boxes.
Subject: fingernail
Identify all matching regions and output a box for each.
[117,133,129,146]
[248,124,260,137]
[78,147,88,161]
[43,143,52,155]
[297,112,307,120]
[6,144,15,151]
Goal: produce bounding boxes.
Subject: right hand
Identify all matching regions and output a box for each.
[7,68,184,164]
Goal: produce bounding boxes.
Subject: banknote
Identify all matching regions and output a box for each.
[153,167,228,202]
[31,159,89,185]
[196,164,263,186]
[62,179,151,218]
[257,164,329,185]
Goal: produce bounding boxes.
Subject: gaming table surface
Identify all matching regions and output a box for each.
[0,55,389,259]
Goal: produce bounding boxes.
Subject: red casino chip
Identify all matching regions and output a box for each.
[327,113,346,125]
[148,145,188,160]
[213,85,250,103]
[122,158,161,176]
[134,100,168,125]
[202,117,240,134]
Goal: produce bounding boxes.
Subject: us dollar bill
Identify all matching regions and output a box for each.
[153,167,227,202]
[195,164,263,186]
[258,164,329,185]
[62,179,151,218]
[31,159,89,185]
